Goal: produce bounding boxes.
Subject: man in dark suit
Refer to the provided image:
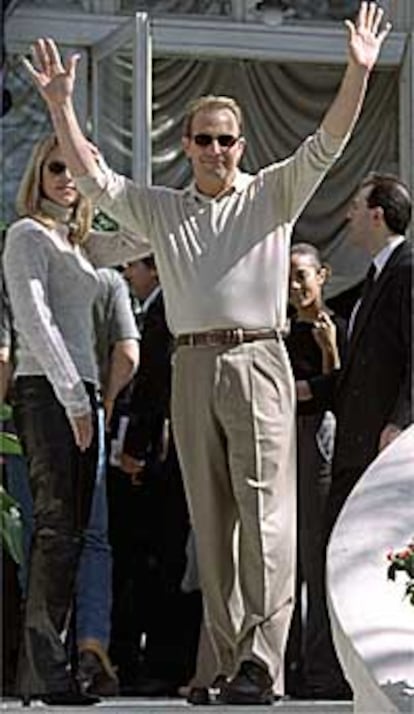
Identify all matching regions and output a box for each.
[325,173,412,534]
[297,173,412,698]
[108,254,200,695]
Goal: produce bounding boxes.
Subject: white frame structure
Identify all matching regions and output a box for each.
[91,13,152,183]
[6,6,412,192]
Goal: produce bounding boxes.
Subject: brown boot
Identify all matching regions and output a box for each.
[77,639,119,697]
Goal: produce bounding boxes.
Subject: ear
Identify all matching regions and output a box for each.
[371,205,385,226]
[182,136,191,158]
[237,136,246,159]
[318,265,331,285]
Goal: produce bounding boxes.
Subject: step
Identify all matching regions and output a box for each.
[0,696,353,713]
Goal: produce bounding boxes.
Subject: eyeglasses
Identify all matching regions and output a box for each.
[192,133,240,148]
[45,160,68,175]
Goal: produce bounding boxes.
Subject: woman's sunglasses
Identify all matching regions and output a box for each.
[45,160,68,175]
[192,133,240,148]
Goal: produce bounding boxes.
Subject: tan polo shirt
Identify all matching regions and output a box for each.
[76,127,348,336]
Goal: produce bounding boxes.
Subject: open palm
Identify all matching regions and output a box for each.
[22,38,79,107]
[346,1,391,72]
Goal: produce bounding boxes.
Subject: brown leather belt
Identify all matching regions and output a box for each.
[175,328,279,348]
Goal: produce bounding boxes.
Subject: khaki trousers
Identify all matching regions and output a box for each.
[171,338,296,693]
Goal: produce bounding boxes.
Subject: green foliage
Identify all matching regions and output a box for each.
[0,404,22,456]
[387,540,414,606]
[0,485,24,565]
[92,211,119,232]
[1,403,24,563]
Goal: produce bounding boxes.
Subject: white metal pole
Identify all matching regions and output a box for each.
[132,12,152,185]
[398,32,413,239]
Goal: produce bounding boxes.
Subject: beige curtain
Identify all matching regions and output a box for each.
[2,54,398,295]
[98,55,398,293]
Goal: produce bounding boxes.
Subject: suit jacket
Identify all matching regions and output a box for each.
[123,290,173,462]
[331,239,412,475]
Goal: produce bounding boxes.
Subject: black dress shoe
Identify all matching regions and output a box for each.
[187,674,227,705]
[296,681,353,701]
[218,660,276,705]
[187,686,209,705]
[40,690,100,705]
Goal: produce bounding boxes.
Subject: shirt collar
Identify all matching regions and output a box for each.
[184,170,253,201]
[140,285,162,313]
[373,235,405,277]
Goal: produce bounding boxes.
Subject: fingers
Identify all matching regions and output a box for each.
[378,21,392,43]
[23,37,78,78]
[355,1,390,37]
[20,54,39,80]
[32,38,63,73]
[120,453,145,475]
[44,37,64,72]
[371,5,384,34]
[366,2,377,30]
[70,413,93,452]
[103,398,114,431]
[67,52,81,81]
[32,38,50,75]
[379,424,401,452]
[344,19,355,38]
[358,2,380,32]
[356,1,367,32]
[314,311,333,329]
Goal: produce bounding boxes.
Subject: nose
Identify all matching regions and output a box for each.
[62,166,73,180]
[206,139,224,155]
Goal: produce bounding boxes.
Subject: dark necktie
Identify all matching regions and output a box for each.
[350,262,376,338]
[360,262,376,302]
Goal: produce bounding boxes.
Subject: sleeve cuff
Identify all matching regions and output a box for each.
[61,381,92,418]
[75,171,108,203]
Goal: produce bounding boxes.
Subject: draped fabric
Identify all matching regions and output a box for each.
[1,57,52,224]
[98,55,398,295]
[2,54,398,295]
[10,1,366,19]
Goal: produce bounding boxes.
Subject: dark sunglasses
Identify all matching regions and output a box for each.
[192,133,240,148]
[46,160,68,175]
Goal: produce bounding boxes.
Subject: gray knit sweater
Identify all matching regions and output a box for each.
[3,217,99,417]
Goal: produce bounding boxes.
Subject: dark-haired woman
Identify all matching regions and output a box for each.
[284,242,346,698]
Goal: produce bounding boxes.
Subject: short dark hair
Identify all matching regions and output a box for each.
[362,173,412,235]
[290,242,322,269]
[141,254,156,271]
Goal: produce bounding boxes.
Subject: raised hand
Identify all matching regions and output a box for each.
[346,1,391,72]
[312,311,337,353]
[22,38,80,107]
[312,311,340,372]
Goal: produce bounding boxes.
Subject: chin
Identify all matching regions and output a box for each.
[57,196,77,207]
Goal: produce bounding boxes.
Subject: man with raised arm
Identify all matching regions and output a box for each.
[24,3,390,704]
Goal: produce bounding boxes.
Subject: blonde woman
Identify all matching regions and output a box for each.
[3,134,146,705]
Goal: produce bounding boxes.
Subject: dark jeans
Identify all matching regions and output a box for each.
[108,442,200,691]
[286,412,333,694]
[13,376,98,697]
